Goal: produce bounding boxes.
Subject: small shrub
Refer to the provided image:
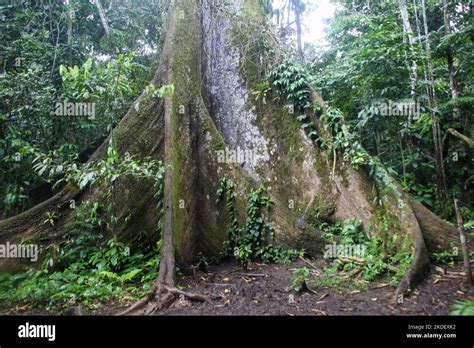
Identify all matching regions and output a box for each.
[291,267,311,292]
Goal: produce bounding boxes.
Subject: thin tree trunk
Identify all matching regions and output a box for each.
[454,199,472,286]
[293,0,303,61]
[412,0,429,101]
[443,0,461,119]
[374,129,381,157]
[421,0,448,212]
[287,0,291,28]
[50,21,60,76]
[398,0,418,98]
[399,133,407,186]
[66,0,73,66]
[94,0,110,34]
[159,53,175,288]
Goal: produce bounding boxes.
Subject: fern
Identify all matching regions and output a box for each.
[450,300,474,316]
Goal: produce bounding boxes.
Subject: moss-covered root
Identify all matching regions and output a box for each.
[337,166,459,299]
[410,197,459,252]
[303,79,457,296]
[391,192,431,301]
[333,164,453,298]
[389,195,459,300]
[0,79,166,272]
[0,0,170,273]
[0,187,78,271]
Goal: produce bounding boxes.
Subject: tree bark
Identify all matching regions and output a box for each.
[442,0,461,119]
[158,12,175,288]
[420,0,448,213]
[0,0,461,309]
[398,0,418,98]
[442,128,474,154]
[66,0,74,65]
[454,199,472,286]
[293,0,304,61]
[94,0,110,35]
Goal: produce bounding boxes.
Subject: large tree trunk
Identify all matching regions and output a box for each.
[0,0,459,307]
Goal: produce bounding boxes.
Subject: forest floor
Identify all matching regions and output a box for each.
[148,259,473,316]
[3,258,472,316]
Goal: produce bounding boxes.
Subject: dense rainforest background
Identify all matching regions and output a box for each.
[0,0,472,316]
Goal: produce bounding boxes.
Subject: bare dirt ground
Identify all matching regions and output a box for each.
[149,259,473,316]
[2,258,472,316]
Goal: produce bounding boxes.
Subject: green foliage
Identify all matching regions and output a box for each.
[31,138,165,225]
[0,134,166,310]
[257,244,304,264]
[0,202,162,310]
[464,220,474,230]
[258,0,273,17]
[196,252,210,272]
[0,53,148,217]
[315,265,368,291]
[216,177,241,254]
[318,217,412,285]
[0,0,162,218]
[59,53,146,128]
[339,217,365,245]
[319,218,365,245]
[430,250,455,266]
[265,43,433,290]
[268,58,324,144]
[291,267,311,291]
[450,300,474,316]
[401,173,435,209]
[267,57,385,180]
[269,58,312,111]
[45,201,104,271]
[217,177,302,266]
[43,211,57,227]
[251,81,270,105]
[321,107,368,168]
[145,83,175,99]
[0,191,163,308]
[241,187,275,255]
[309,0,474,219]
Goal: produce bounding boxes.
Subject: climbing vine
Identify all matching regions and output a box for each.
[261,56,415,287]
[266,57,405,202]
[216,177,302,267]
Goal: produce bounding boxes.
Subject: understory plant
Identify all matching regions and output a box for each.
[217,177,303,267]
[0,202,162,310]
[291,267,311,292]
[315,217,412,287]
[0,138,166,310]
[450,300,474,316]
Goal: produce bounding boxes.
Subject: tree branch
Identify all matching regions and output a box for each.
[442,128,474,154]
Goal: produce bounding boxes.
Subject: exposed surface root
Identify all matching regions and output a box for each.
[118,283,211,316]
